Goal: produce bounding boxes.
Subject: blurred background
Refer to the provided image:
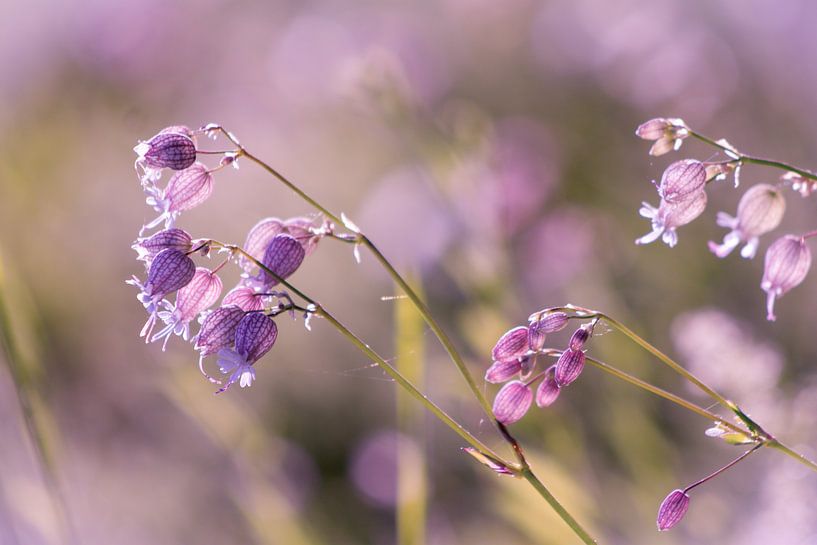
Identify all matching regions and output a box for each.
[1,0,817,544]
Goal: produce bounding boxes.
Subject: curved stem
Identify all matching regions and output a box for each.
[683,443,763,494]
[238,147,495,420]
[688,130,817,181]
[520,468,598,545]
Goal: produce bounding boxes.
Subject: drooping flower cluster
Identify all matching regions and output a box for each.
[130,125,332,392]
[635,118,815,320]
[485,310,597,424]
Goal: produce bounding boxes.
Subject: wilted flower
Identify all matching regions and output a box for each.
[535,366,560,407]
[761,235,812,321]
[492,326,530,362]
[635,118,689,156]
[132,228,193,264]
[151,268,223,350]
[709,184,786,259]
[658,160,706,204]
[128,248,196,342]
[216,312,279,392]
[636,191,708,248]
[554,348,586,386]
[492,380,533,424]
[134,130,197,185]
[143,162,214,231]
[656,489,690,531]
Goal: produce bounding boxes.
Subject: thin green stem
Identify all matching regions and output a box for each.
[683,443,763,494]
[520,468,597,545]
[767,440,817,473]
[237,146,495,420]
[688,130,817,181]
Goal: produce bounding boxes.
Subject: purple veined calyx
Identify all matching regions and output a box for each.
[243,234,306,290]
[492,380,533,424]
[142,162,215,232]
[222,285,266,312]
[491,326,531,362]
[193,305,246,384]
[656,489,690,531]
[535,366,560,408]
[554,348,586,387]
[636,191,708,248]
[128,248,196,342]
[761,234,812,321]
[132,227,193,265]
[134,129,198,187]
[216,312,279,393]
[709,183,786,259]
[658,160,706,204]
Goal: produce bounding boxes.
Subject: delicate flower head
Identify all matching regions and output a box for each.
[216,312,279,392]
[492,380,533,424]
[222,285,265,311]
[128,248,196,342]
[132,228,193,264]
[761,235,811,321]
[656,489,690,531]
[535,366,560,407]
[636,191,708,248]
[143,163,214,231]
[635,118,689,156]
[709,184,786,259]
[554,348,585,386]
[658,160,706,204]
[492,326,530,362]
[151,268,223,350]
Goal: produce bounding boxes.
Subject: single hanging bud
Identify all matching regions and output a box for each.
[492,380,533,424]
[258,234,306,287]
[216,312,279,392]
[132,228,193,264]
[658,160,706,204]
[636,191,707,248]
[656,489,690,531]
[761,234,812,321]
[709,183,786,259]
[134,131,197,171]
[568,326,590,351]
[491,326,530,362]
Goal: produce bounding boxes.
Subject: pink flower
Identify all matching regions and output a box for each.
[492,380,533,424]
[143,162,214,231]
[761,235,811,321]
[635,191,707,248]
[709,183,786,259]
[635,118,689,156]
[656,489,690,531]
[152,268,223,350]
[658,160,706,204]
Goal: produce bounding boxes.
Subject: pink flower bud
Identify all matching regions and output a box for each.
[492,380,533,424]
[492,326,530,362]
[708,183,786,259]
[535,366,560,407]
[151,268,223,350]
[485,359,523,383]
[636,191,707,248]
[659,160,706,204]
[635,118,688,157]
[240,217,284,272]
[143,163,215,230]
[555,349,585,386]
[134,131,197,170]
[216,312,279,392]
[656,489,690,531]
[527,312,569,351]
[568,327,590,351]
[260,234,306,287]
[145,248,196,300]
[194,305,245,358]
[222,286,265,312]
[761,235,811,321]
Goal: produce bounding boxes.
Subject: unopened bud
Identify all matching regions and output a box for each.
[656,489,690,531]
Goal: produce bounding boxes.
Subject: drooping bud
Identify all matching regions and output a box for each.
[132,228,193,264]
[636,191,707,248]
[492,380,533,424]
[656,489,690,531]
[554,348,586,386]
[134,131,197,171]
[568,327,590,351]
[215,312,279,391]
[491,326,530,362]
[761,235,812,321]
[222,285,265,311]
[708,183,786,259]
[485,359,523,383]
[535,366,560,407]
[635,118,689,157]
[659,160,706,204]
[145,248,196,300]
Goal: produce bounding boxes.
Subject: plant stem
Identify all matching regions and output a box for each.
[688,130,817,181]
[236,147,495,421]
[683,443,763,493]
[520,468,598,545]
[766,439,817,473]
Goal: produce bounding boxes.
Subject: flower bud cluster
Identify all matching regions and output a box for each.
[130,125,331,392]
[486,310,596,425]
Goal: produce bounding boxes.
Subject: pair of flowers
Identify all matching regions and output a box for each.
[486,311,595,424]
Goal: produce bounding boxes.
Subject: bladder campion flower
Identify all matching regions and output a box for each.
[222,285,265,312]
[658,160,706,204]
[143,162,215,230]
[709,184,786,259]
[635,191,707,248]
[761,234,812,321]
[635,118,689,156]
[132,228,193,265]
[535,366,560,407]
[134,129,197,185]
[554,348,585,386]
[492,326,531,362]
[216,312,279,392]
[194,305,246,382]
[151,267,223,350]
[492,380,533,424]
[245,234,306,289]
